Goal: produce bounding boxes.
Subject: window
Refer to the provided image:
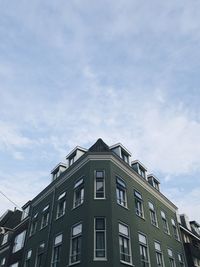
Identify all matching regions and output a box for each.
[2,232,8,245]
[138,167,146,179]
[116,177,127,208]
[41,205,49,229]
[94,218,106,260]
[24,249,32,267]
[118,223,132,264]
[121,152,129,163]
[69,154,76,166]
[21,205,30,220]
[148,202,158,227]
[139,233,150,267]
[161,211,170,234]
[171,219,180,241]
[70,223,82,264]
[95,171,105,199]
[51,234,62,267]
[194,257,200,267]
[35,243,45,267]
[12,231,26,253]
[0,257,6,266]
[154,241,164,267]
[134,190,144,218]
[73,178,84,208]
[178,254,185,267]
[168,249,176,267]
[56,192,66,218]
[30,219,37,236]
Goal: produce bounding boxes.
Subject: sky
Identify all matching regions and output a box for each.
[0,0,200,223]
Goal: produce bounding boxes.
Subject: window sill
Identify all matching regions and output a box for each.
[120,260,134,266]
[68,261,80,266]
[93,258,107,261]
[136,214,145,221]
[117,203,129,210]
[151,223,159,229]
[94,198,106,200]
[39,225,48,231]
[72,203,83,211]
[55,214,65,220]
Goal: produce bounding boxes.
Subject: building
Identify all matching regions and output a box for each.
[180,214,200,267]
[0,138,187,267]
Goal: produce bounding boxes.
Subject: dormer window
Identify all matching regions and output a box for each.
[51,163,67,181]
[66,146,87,167]
[190,221,200,236]
[131,160,147,179]
[21,205,30,221]
[147,174,160,191]
[69,154,75,166]
[121,152,129,163]
[110,143,131,164]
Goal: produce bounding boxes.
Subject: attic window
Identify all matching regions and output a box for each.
[138,167,145,179]
[153,180,159,191]
[69,154,76,166]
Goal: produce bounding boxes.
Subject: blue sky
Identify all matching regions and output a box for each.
[0,0,200,222]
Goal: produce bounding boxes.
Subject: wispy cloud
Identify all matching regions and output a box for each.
[0,0,200,221]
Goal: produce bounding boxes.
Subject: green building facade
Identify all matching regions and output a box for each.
[0,138,187,267]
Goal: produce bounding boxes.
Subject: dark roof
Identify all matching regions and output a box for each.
[89,138,110,152]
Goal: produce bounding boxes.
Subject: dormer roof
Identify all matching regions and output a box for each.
[131,160,147,171]
[109,143,132,156]
[66,146,87,159]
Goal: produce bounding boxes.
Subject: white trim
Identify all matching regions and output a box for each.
[138,232,151,267]
[66,146,87,159]
[51,162,67,174]
[93,217,107,261]
[94,170,106,199]
[69,222,82,265]
[131,160,147,171]
[118,221,133,265]
[32,154,177,212]
[109,143,132,156]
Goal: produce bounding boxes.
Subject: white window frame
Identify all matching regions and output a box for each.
[40,206,50,229]
[161,211,170,235]
[171,218,180,241]
[148,201,158,227]
[116,177,127,208]
[134,190,144,218]
[94,217,107,261]
[118,222,132,264]
[21,205,30,221]
[154,241,165,267]
[12,231,26,253]
[69,222,82,265]
[94,170,105,199]
[168,248,176,267]
[51,234,63,267]
[56,192,66,218]
[2,232,9,245]
[73,178,84,208]
[138,232,151,267]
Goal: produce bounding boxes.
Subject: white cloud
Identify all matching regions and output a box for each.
[164,187,200,223]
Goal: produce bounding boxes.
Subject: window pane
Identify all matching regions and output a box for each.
[154,242,161,251]
[72,224,82,236]
[96,218,105,230]
[96,171,104,178]
[139,233,147,244]
[119,224,128,236]
[96,232,105,250]
[55,234,62,245]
